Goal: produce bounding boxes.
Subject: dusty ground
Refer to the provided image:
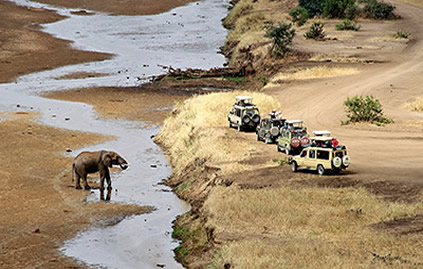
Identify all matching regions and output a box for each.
[35,0,197,15]
[0,112,151,268]
[0,1,111,83]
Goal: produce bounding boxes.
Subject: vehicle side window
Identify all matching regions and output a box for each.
[309,150,316,158]
[300,150,307,158]
[317,150,329,160]
[236,109,241,117]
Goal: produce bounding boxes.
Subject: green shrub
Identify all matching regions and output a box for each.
[363,0,395,19]
[299,0,324,17]
[345,2,358,19]
[336,19,361,31]
[264,21,296,56]
[342,95,393,125]
[323,0,356,19]
[289,6,309,26]
[394,30,410,39]
[304,22,326,40]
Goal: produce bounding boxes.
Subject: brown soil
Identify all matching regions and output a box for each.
[0,112,151,268]
[35,0,198,15]
[0,1,111,84]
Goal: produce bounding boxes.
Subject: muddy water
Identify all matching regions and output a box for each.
[1,0,229,268]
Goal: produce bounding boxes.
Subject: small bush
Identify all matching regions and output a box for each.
[264,21,296,56]
[345,2,358,19]
[342,95,393,125]
[299,0,325,17]
[363,0,395,19]
[323,0,356,19]
[289,6,309,26]
[394,30,410,39]
[336,19,361,31]
[304,22,326,40]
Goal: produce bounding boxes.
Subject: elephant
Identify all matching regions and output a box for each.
[72,150,128,191]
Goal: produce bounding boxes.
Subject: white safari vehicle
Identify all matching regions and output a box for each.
[228,96,260,131]
[290,145,350,175]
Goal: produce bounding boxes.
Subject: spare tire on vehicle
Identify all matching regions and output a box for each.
[343,155,351,167]
[333,156,342,168]
[300,137,310,146]
[291,137,300,148]
[270,127,279,137]
[242,115,251,124]
[252,114,260,123]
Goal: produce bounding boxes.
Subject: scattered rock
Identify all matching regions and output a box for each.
[150,135,155,139]
[65,117,70,121]
[156,264,166,268]
[16,104,20,108]
[33,228,40,234]
[66,148,72,152]
[151,164,157,168]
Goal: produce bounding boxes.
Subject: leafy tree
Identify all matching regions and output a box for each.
[299,0,324,17]
[342,95,393,125]
[264,21,296,56]
[363,0,395,19]
[289,7,309,26]
[323,0,356,19]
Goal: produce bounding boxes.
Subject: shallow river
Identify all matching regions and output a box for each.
[0,0,229,268]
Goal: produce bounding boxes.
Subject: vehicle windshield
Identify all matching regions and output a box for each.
[292,130,307,138]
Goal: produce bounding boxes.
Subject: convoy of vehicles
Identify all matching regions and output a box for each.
[227,97,351,175]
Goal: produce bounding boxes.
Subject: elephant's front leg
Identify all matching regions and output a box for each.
[105,170,112,191]
[99,169,110,191]
[74,171,82,189]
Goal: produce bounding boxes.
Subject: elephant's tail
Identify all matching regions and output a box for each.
[72,163,75,182]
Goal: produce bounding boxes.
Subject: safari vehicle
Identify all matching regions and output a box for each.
[228,96,260,131]
[256,118,286,143]
[276,120,310,155]
[290,146,350,175]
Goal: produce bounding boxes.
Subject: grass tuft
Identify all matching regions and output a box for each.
[405,97,423,112]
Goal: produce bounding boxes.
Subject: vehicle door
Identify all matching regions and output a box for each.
[316,149,330,169]
[304,149,317,169]
[297,149,308,167]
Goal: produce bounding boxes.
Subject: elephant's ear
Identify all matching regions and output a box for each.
[102,154,113,168]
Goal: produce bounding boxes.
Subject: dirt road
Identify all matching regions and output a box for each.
[265,0,423,184]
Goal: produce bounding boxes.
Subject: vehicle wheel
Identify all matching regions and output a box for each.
[291,162,298,172]
[284,148,290,155]
[317,165,325,176]
[237,125,242,132]
[229,121,232,128]
[277,145,281,152]
[257,134,261,141]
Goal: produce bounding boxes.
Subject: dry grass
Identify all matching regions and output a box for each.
[265,66,359,88]
[405,97,423,112]
[223,0,253,28]
[226,12,266,42]
[156,91,279,175]
[205,186,423,268]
